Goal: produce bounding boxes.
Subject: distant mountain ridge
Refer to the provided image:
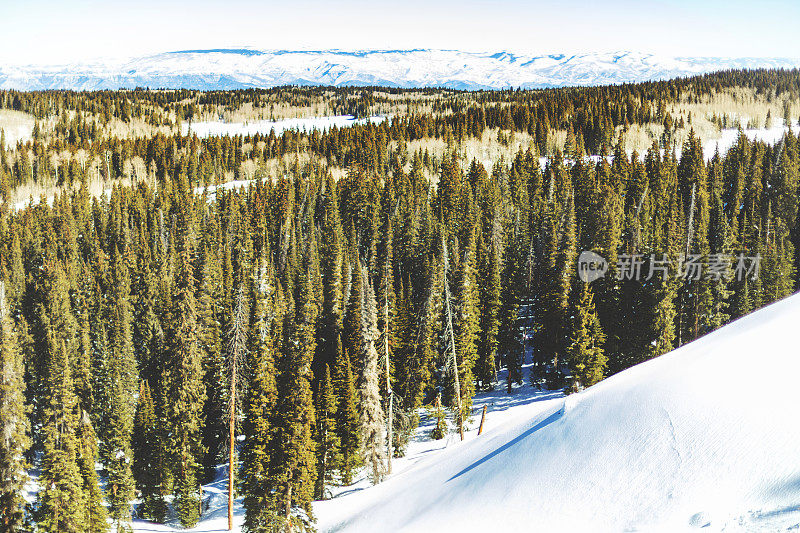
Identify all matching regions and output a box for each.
[2,49,799,91]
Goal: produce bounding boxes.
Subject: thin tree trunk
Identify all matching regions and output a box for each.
[228,285,247,531]
[442,237,464,441]
[228,362,235,531]
[285,485,292,533]
[478,405,487,435]
[384,263,393,474]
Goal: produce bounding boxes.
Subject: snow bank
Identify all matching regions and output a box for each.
[316,293,800,532]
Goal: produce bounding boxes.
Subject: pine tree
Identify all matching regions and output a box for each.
[241,254,281,532]
[132,380,166,522]
[566,283,607,391]
[357,266,387,483]
[37,338,89,533]
[314,364,341,499]
[0,281,29,531]
[497,230,523,390]
[36,262,99,533]
[316,173,344,381]
[334,344,360,485]
[476,236,501,390]
[197,241,226,482]
[167,234,206,528]
[76,407,109,533]
[273,253,318,530]
[103,249,137,532]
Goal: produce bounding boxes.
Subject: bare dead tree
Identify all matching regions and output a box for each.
[383,259,393,474]
[227,284,248,531]
[442,236,463,441]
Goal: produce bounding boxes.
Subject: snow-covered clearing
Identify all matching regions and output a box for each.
[0,109,35,148]
[181,115,386,138]
[703,121,793,160]
[132,290,800,532]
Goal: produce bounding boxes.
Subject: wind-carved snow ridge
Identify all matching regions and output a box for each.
[3,49,800,91]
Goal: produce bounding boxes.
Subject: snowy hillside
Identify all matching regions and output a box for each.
[315,293,800,532]
[130,292,800,532]
[3,49,800,91]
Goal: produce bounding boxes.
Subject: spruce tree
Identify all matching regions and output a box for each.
[0,281,29,531]
[273,254,318,530]
[167,233,206,528]
[132,380,166,522]
[566,283,607,391]
[36,262,100,533]
[241,254,281,532]
[37,338,89,533]
[314,364,341,499]
[334,344,360,485]
[476,236,501,390]
[357,267,387,483]
[103,249,137,532]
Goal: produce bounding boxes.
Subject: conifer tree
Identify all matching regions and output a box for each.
[334,344,360,485]
[566,283,607,391]
[273,253,318,530]
[0,281,29,531]
[198,241,226,481]
[357,266,387,483]
[37,337,89,533]
[132,380,166,522]
[317,173,344,380]
[36,262,100,533]
[314,364,341,498]
[476,236,501,390]
[76,407,109,533]
[241,254,281,533]
[103,249,137,532]
[167,230,206,528]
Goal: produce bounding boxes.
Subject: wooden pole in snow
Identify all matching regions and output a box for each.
[478,405,487,435]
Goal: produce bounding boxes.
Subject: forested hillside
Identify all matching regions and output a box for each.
[0,70,798,532]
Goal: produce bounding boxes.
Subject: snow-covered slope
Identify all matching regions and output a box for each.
[315,293,800,532]
[3,49,800,91]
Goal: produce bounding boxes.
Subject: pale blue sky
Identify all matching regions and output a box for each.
[3,0,799,64]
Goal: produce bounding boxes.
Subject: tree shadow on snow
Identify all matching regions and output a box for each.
[446,408,562,482]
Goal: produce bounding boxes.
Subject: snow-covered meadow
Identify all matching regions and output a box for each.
[181,115,386,138]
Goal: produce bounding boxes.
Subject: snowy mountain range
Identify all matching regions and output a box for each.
[3,49,800,91]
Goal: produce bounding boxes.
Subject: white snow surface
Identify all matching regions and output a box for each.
[132,292,800,532]
[315,294,800,532]
[704,122,794,160]
[182,114,386,138]
[3,49,800,91]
